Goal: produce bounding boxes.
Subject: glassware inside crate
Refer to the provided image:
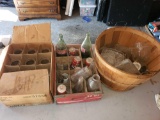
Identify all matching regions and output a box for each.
[56,70,71,94]
[69,56,82,70]
[71,76,87,93]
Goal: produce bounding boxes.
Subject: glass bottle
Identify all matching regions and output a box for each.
[71,66,92,83]
[72,76,84,93]
[81,33,92,58]
[56,34,67,56]
[87,74,100,92]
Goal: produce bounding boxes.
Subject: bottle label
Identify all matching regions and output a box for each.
[56,49,67,55]
[81,47,85,53]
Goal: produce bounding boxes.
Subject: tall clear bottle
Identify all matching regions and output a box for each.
[56,34,67,56]
[81,33,92,58]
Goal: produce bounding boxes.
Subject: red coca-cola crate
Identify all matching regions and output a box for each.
[54,44,103,104]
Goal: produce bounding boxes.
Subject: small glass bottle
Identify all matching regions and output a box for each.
[81,33,92,58]
[72,76,84,93]
[56,34,67,56]
[87,74,100,92]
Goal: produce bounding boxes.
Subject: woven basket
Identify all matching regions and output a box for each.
[94,27,160,91]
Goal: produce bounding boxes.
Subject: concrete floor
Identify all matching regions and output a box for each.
[0,6,160,120]
[0,7,107,44]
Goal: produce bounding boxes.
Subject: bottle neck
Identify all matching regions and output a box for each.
[59,37,64,42]
[85,34,90,42]
[59,34,64,42]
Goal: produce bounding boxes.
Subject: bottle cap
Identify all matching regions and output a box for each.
[57,84,66,94]
[74,56,81,62]
[69,47,76,52]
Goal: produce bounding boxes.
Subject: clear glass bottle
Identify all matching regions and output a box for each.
[71,66,92,83]
[72,76,84,93]
[56,34,67,56]
[87,74,100,92]
[81,33,92,58]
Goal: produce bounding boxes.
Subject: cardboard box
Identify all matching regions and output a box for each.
[0,69,52,106]
[0,23,55,106]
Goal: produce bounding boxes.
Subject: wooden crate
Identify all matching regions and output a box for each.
[54,44,103,104]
